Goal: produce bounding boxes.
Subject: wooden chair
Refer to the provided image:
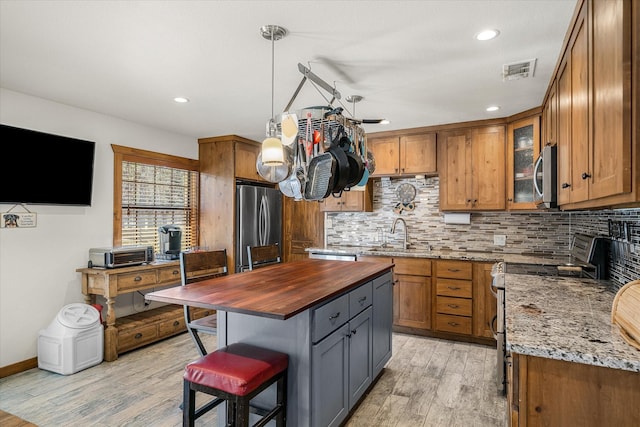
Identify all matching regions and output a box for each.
[246,243,282,271]
[180,249,228,356]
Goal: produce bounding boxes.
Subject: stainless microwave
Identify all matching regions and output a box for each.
[533,144,557,209]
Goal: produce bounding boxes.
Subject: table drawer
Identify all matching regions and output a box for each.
[157,265,182,284]
[158,316,186,338]
[312,294,349,343]
[118,324,158,351]
[436,260,472,280]
[435,313,472,335]
[436,296,472,316]
[117,271,157,292]
[436,278,472,298]
[349,281,373,316]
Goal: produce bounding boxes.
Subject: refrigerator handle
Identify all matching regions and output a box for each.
[259,195,269,246]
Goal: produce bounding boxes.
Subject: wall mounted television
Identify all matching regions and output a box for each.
[0,124,96,206]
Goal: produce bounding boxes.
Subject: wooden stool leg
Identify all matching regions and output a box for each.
[183,380,196,427]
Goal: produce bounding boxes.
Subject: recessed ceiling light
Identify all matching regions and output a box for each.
[174,97,189,103]
[476,29,500,41]
[486,105,500,112]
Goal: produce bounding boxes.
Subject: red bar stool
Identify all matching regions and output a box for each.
[183,342,288,427]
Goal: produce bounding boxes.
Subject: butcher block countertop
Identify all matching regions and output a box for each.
[145,259,393,320]
[505,273,640,372]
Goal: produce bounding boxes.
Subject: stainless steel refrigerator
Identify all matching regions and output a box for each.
[235,184,282,272]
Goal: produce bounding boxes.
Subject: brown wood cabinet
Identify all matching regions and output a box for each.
[198,135,280,272]
[77,262,185,361]
[549,0,637,209]
[282,196,324,262]
[434,260,473,335]
[392,258,432,330]
[508,353,640,426]
[367,132,437,177]
[437,125,506,211]
[319,181,373,212]
[506,115,540,210]
[472,262,496,339]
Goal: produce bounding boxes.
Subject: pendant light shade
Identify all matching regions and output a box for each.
[260,25,287,167]
[262,136,285,165]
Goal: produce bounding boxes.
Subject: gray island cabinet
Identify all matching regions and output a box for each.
[147,259,394,427]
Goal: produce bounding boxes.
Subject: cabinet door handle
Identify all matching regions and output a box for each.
[447,304,460,309]
[447,286,461,290]
[562,183,571,189]
[447,322,459,327]
[134,276,142,282]
[135,333,143,339]
[358,296,367,304]
[329,312,341,320]
[582,172,591,180]
[351,329,357,335]
[173,320,180,326]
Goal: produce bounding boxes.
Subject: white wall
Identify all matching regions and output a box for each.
[0,89,198,367]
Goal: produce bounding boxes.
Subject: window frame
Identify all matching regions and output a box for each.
[112,144,199,250]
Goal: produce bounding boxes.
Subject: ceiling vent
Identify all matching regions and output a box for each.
[503,58,537,81]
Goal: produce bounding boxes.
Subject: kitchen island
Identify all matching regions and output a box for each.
[146,259,395,427]
[504,274,640,426]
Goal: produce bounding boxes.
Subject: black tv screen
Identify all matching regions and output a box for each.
[0,124,96,206]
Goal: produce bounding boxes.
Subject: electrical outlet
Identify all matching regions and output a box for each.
[494,234,506,246]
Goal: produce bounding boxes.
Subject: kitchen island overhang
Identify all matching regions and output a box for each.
[146,259,395,427]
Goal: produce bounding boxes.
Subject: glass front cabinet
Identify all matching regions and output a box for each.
[506,116,540,210]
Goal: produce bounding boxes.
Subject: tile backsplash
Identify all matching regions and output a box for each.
[326,177,639,290]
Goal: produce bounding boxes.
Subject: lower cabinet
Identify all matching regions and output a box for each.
[393,258,432,330]
[311,272,394,427]
[508,353,640,426]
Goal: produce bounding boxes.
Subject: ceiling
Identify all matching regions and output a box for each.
[0,0,578,142]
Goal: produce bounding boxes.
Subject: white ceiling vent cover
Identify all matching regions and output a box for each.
[503,58,537,81]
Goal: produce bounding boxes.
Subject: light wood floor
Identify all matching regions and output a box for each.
[0,332,506,426]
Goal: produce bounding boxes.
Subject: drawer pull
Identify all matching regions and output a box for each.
[351,329,357,335]
[358,296,367,304]
[329,312,341,320]
[173,321,179,326]
[134,276,142,282]
[447,304,460,309]
[447,286,461,290]
[173,270,179,275]
[135,333,143,339]
[447,321,459,327]
[448,268,461,272]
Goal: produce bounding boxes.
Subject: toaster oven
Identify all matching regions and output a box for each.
[89,246,154,268]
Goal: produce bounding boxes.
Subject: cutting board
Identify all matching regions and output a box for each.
[611,280,640,351]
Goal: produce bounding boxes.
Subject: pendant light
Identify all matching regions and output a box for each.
[260,25,287,166]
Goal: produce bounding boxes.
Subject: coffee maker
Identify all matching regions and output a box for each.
[158,225,181,260]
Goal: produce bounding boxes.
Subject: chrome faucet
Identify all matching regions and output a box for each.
[391,217,408,250]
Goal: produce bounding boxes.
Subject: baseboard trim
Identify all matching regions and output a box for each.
[0,357,37,378]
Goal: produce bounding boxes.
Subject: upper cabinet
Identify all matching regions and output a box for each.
[234,141,266,183]
[368,133,437,177]
[319,181,373,212]
[506,115,540,210]
[437,125,506,211]
[546,0,637,209]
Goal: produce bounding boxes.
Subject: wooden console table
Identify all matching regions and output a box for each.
[77,261,208,361]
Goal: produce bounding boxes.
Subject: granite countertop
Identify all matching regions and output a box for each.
[505,273,640,372]
[307,245,569,266]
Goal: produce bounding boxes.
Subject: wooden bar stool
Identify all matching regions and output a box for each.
[183,342,288,427]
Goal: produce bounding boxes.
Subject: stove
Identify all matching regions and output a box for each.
[561,233,610,279]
